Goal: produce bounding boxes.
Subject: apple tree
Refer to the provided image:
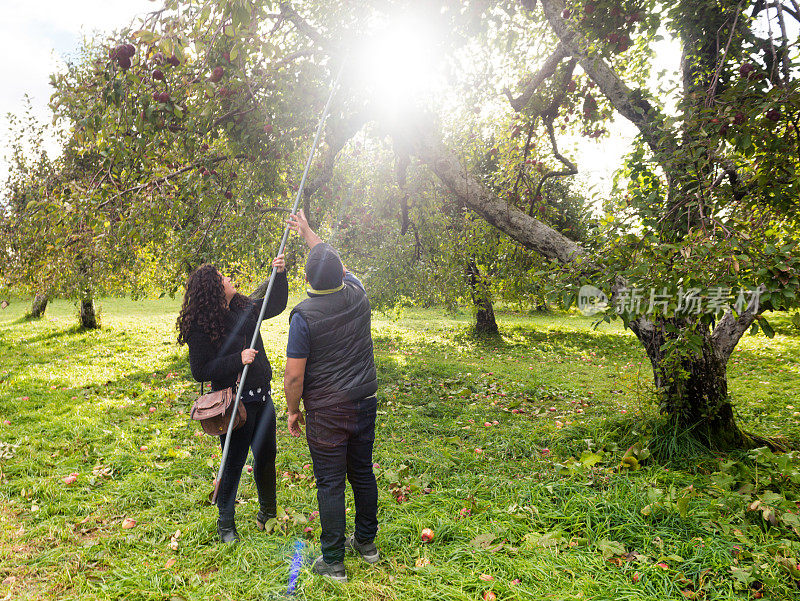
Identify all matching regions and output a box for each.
[235,0,799,449]
[3,0,359,326]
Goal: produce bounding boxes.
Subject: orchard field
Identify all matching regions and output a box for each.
[1,296,799,600]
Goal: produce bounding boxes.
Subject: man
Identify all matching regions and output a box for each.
[284,210,379,582]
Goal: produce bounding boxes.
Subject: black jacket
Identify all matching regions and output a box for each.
[188,272,288,393]
[289,278,377,410]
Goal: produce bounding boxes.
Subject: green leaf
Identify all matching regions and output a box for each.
[757,317,775,338]
[597,539,626,559]
[535,530,566,548]
[579,450,603,467]
[133,30,160,44]
[470,533,496,549]
[676,497,689,518]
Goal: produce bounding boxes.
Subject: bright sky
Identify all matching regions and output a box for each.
[0,0,156,179]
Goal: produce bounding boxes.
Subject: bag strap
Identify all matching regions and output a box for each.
[199,373,241,397]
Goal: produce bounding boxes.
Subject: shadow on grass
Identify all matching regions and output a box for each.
[373,322,640,359]
[5,324,89,344]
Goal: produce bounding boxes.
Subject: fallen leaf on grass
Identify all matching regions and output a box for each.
[165,558,176,568]
[470,533,496,549]
[598,538,626,560]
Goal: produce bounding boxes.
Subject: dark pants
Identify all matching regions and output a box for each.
[217,393,277,521]
[306,395,379,563]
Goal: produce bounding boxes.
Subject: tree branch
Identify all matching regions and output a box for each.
[394,112,585,265]
[705,2,744,107]
[774,1,794,83]
[505,44,568,112]
[97,154,243,208]
[538,0,673,156]
[711,286,766,362]
[279,2,338,53]
[529,119,578,215]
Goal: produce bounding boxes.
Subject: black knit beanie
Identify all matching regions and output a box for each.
[305,243,344,292]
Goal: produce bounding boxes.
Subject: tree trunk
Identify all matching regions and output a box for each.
[466,261,499,336]
[629,316,746,449]
[79,292,99,329]
[28,293,49,319]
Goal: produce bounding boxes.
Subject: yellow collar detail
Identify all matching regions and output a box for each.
[306,283,345,295]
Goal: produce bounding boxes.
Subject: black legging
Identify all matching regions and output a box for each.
[217,393,277,520]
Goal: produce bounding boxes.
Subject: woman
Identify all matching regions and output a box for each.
[177,256,288,542]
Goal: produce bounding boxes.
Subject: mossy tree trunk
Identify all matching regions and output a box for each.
[79,291,98,329]
[28,293,49,319]
[466,261,498,336]
[628,312,761,449]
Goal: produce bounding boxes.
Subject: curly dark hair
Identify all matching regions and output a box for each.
[176,264,251,347]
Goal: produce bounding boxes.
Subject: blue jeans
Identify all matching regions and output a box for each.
[217,392,277,520]
[306,395,378,563]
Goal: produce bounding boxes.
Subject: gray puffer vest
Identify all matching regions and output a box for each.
[289,281,377,410]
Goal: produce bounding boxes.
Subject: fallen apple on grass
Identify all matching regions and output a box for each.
[121,518,136,529]
[420,528,434,543]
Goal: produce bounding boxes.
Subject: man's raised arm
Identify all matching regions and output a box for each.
[287,209,323,249]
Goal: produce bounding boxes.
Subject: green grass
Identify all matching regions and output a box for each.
[1,296,799,600]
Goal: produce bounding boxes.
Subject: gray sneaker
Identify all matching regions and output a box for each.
[344,535,380,563]
[311,556,347,582]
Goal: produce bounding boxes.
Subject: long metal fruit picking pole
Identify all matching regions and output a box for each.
[211,61,346,504]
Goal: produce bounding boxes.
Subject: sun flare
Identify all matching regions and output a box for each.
[355,16,441,114]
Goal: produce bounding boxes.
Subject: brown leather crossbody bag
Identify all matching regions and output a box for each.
[190,375,247,436]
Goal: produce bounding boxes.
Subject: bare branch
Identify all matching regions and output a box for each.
[529,119,578,215]
[711,286,766,362]
[279,2,338,53]
[705,2,743,107]
[505,44,568,112]
[774,2,794,82]
[538,0,673,156]
[394,112,586,265]
[771,1,800,21]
